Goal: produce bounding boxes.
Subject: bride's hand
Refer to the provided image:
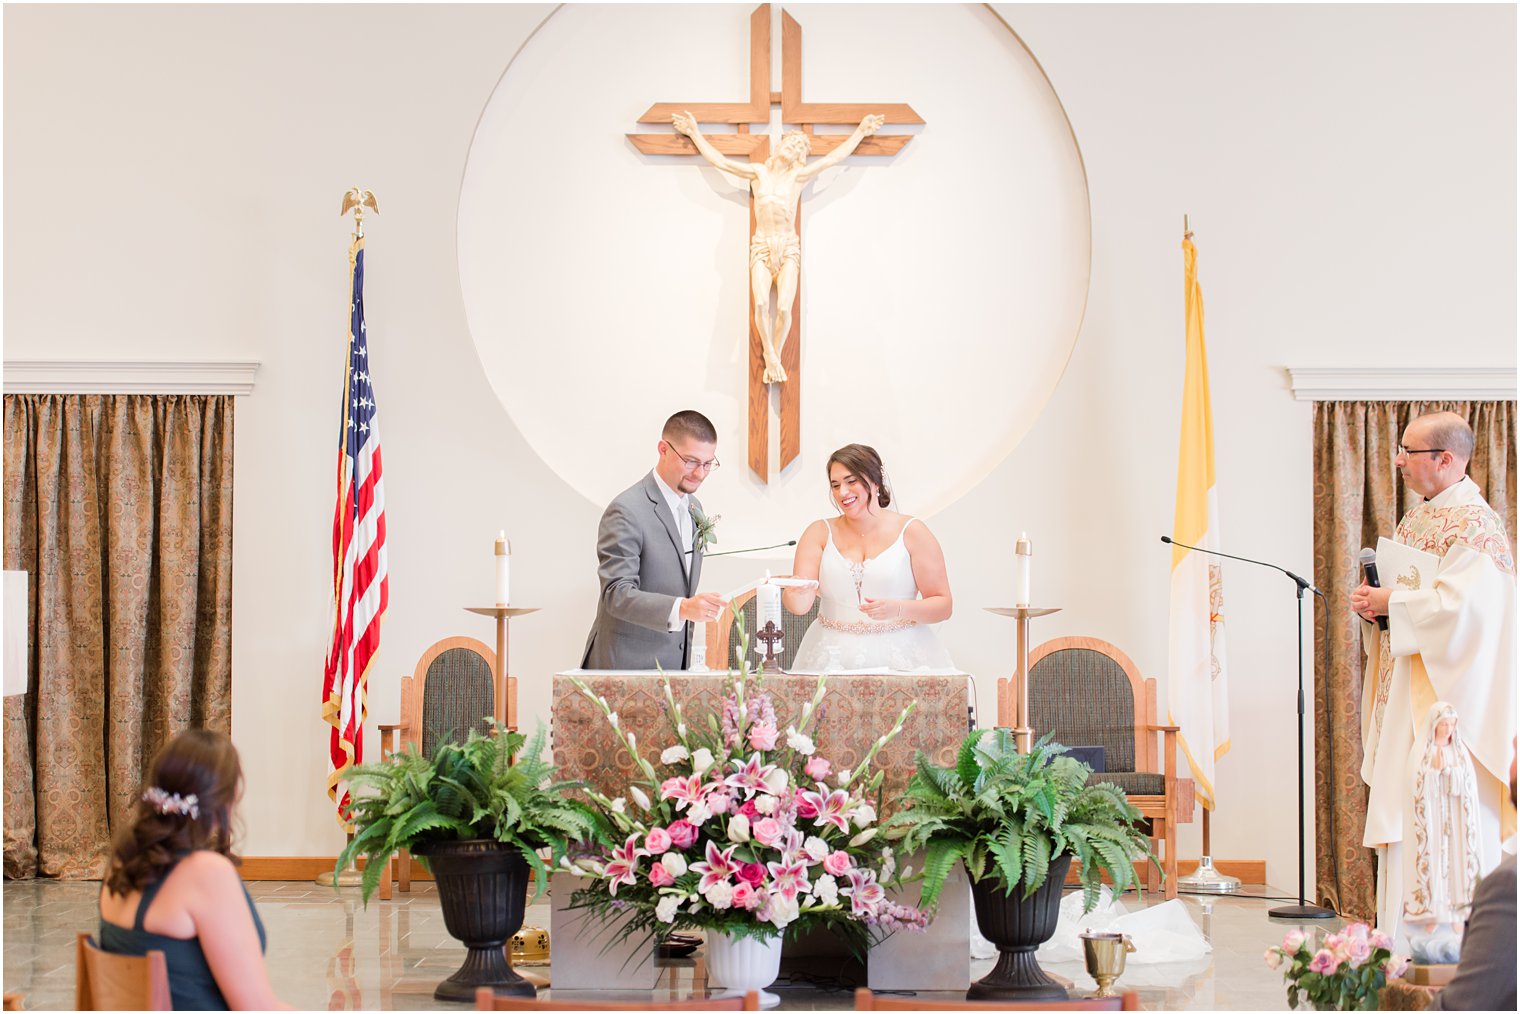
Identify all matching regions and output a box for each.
[860,598,905,621]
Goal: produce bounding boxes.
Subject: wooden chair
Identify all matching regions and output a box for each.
[376,636,514,898]
[705,577,820,672]
[75,933,171,1011]
[998,636,1195,899]
[3,992,24,1010]
[477,988,760,1010]
[854,987,1139,1010]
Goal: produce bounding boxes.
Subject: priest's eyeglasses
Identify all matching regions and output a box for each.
[664,444,721,473]
[1397,446,1446,458]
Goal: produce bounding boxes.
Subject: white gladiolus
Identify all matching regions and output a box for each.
[610,797,626,813]
[661,852,688,877]
[677,722,688,738]
[728,814,752,843]
[803,837,830,863]
[761,767,789,796]
[849,828,877,847]
[629,786,651,811]
[661,745,690,765]
[785,727,816,755]
[608,711,620,729]
[838,769,852,786]
[705,881,735,910]
[655,895,682,924]
[691,748,716,775]
[628,732,637,751]
[753,794,778,815]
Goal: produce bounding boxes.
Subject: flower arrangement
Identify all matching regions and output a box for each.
[1264,923,1409,1011]
[563,638,927,951]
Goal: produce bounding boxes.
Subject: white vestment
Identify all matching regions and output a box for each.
[1360,476,1517,938]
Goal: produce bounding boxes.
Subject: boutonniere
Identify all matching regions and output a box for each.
[691,503,720,554]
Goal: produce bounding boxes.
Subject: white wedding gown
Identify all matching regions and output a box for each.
[789,518,954,673]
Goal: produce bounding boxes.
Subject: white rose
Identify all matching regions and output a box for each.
[754,794,778,815]
[853,803,877,829]
[691,748,716,776]
[705,881,735,910]
[848,828,877,847]
[661,745,690,765]
[785,727,816,755]
[764,893,800,928]
[655,895,682,924]
[803,837,830,863]
[761,767,789,796]
[610,797,627,813]
[813,874,839,906]
[686,800,712,826]
[661,852,688,878]
[629,786,651,811]
[728,814,752,843]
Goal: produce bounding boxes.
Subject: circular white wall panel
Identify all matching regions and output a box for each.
[460,4,1089,552]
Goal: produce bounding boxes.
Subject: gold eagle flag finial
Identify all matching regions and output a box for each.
[340,187,378,237]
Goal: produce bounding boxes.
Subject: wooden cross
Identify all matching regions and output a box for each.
[755,619,785,673]
[628,4,922,482]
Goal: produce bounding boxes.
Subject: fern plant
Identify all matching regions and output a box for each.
[334,723,600,903]
[884,729,1160,913]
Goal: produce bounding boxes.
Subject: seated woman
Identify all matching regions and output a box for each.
[98,728,288,1011]
[783,443,955,672]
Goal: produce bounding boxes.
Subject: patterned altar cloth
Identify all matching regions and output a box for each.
[552,670,974,817]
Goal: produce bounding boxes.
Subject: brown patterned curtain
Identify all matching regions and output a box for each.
[1311,400,1516,919]
[2,394,234,879]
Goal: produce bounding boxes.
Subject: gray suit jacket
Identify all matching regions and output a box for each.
[581,472,704,671]
[1431,850,1516,1010]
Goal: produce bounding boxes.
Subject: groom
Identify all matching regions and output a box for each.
[581,410,727,670]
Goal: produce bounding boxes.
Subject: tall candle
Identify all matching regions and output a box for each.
[1014,532,1032,607]
[757,572,783,634]
[495,531,510,607]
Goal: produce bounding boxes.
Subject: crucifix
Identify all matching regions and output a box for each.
[627,4,922,482]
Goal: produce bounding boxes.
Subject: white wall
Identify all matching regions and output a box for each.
[4,3,1514,891]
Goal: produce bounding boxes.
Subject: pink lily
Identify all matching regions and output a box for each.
[603,834,644,896]
[798,785,853,833]
[725,753,776,800]
[845,868,885,916]
[660,774,708,812]
[690,840,741,893]
[766,858,809,900]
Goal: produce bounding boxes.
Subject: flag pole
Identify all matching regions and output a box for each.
[318,188,381,891]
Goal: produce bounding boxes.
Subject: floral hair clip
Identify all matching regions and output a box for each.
[142,786,200,820]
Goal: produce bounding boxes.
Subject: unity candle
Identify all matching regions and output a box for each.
[495,531,510,606]
[1014,532,1032,607]
[757,573,783,635]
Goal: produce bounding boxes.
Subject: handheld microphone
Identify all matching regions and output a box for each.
[689,540,798,558]
[1358,548,1388,630]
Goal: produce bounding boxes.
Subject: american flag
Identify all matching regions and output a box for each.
[322,234,389,826]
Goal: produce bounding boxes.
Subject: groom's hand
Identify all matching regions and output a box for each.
[680,593,726,624]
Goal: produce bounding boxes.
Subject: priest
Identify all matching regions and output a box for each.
[1351,411,1517,939]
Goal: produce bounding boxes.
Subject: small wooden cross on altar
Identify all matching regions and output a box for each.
[755,619,785,673]
[628,4,923,482]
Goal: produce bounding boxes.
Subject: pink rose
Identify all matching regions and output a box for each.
[1263,947,1283,971]
[737,862,767,886]
[752,818,783,846]
[648,863,675,887]
[795,789,819,819]
[1307,949,1340,975]
[749,722,778,751]
[823,851,853,877]
[739,800,761,819]
[1281,929,1306,953]
[707,791,733,815]
[667,820,699,850]
[804,756,832,780]
[731,881,760,910]
[644,827,672,854]
[1369,930,1393,951]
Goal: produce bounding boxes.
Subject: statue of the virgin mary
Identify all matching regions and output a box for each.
[1402,701,1482,953]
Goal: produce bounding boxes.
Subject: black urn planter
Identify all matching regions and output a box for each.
[967,853,1072,1002]
[414,839,535,1002]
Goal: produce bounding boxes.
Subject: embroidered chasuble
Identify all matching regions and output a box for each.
[1360,475,1517,937]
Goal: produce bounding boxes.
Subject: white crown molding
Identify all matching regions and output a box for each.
[3,360,260,395]
[1286,367,1516,402]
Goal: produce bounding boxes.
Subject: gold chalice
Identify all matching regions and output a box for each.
[1080,930,1136,998]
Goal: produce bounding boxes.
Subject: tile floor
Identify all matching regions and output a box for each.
[4,879,1324,1010]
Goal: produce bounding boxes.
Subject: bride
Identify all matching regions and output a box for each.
[782,444,954,672]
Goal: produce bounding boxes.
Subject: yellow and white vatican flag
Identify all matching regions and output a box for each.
[1167,232,1230,810]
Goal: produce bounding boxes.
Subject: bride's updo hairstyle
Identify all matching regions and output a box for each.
[827,443,891,509]
[104,728,243,896]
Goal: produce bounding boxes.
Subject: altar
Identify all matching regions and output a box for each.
[550,669,976,814]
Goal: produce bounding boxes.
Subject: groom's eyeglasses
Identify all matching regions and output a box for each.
[664,443,721,473]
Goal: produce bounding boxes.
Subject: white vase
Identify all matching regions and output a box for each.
[705,930,783,1009]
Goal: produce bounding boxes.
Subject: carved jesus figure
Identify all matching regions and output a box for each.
[672,110,885,384]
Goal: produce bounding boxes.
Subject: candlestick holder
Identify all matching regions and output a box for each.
[985,606,1060,753]
[756,620,783,673]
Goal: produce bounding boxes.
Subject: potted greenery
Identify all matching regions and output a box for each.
[335,724,598,1002]
[885,729,1159,1002]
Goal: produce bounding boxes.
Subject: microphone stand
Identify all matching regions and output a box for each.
[1161,536,1336,920]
